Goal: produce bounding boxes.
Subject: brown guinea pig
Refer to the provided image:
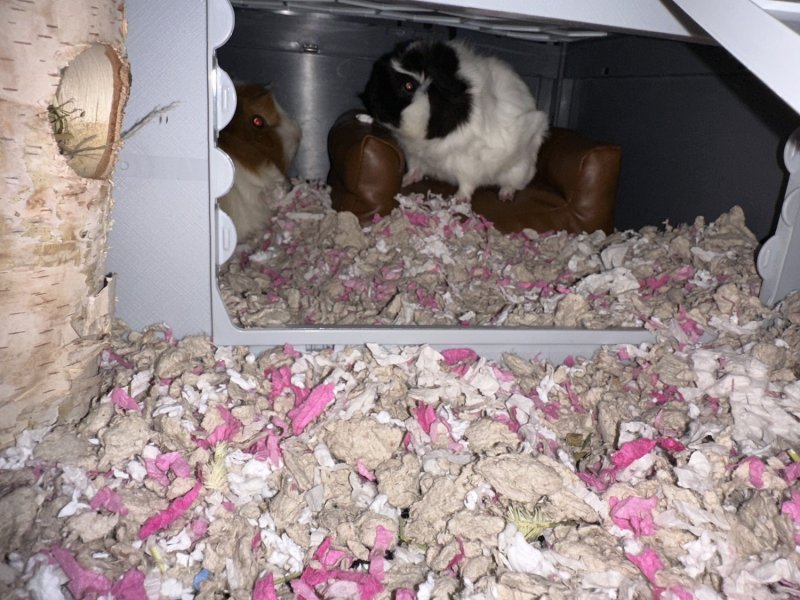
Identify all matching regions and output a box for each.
[217,83,301,243]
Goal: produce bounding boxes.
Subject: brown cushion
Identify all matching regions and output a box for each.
[327,110,621,234]
[327,111,405,223]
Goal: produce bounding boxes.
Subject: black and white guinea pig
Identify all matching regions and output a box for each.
[360,39,549,202]
[217,83,301,242]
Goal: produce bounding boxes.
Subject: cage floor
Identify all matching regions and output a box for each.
[2,202,800,596]
[219,181,764,331]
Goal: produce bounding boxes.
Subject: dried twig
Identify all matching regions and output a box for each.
[61,101,181,158]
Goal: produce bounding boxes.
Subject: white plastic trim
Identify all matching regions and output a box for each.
[412,0,707,39]
[673,0,800,117]
[758,127,800,306]
[214,67,236,132]
[785,126,800,173]
[210,0,236,48]
[210,0,238,299]
[751,0,800,13]
[215,326,656,363]
[210,146,234,200]
[217,207,238,265]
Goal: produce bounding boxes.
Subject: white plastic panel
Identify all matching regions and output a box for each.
[758,127,800,306]
[108,0,215,337]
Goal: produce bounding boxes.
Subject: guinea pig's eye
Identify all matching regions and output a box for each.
[251,115,265,128]
[403,80,416,93]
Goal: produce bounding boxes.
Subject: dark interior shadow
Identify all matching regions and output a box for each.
[685,43,799,241]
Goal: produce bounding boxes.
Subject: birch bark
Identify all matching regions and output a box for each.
[0,0,128,447]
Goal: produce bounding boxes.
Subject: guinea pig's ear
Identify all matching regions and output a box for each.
[258,92,282,128]
[359,54,393,117]
[358,66,377,113]
[426,43,468,97]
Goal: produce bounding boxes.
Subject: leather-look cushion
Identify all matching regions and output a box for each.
[327,110,621,234]
[327,111,405,223]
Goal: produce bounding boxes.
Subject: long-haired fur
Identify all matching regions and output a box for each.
[217,84,301,243]
[361,40,548,201]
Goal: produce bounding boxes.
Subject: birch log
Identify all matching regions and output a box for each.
[0,1,128,447]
